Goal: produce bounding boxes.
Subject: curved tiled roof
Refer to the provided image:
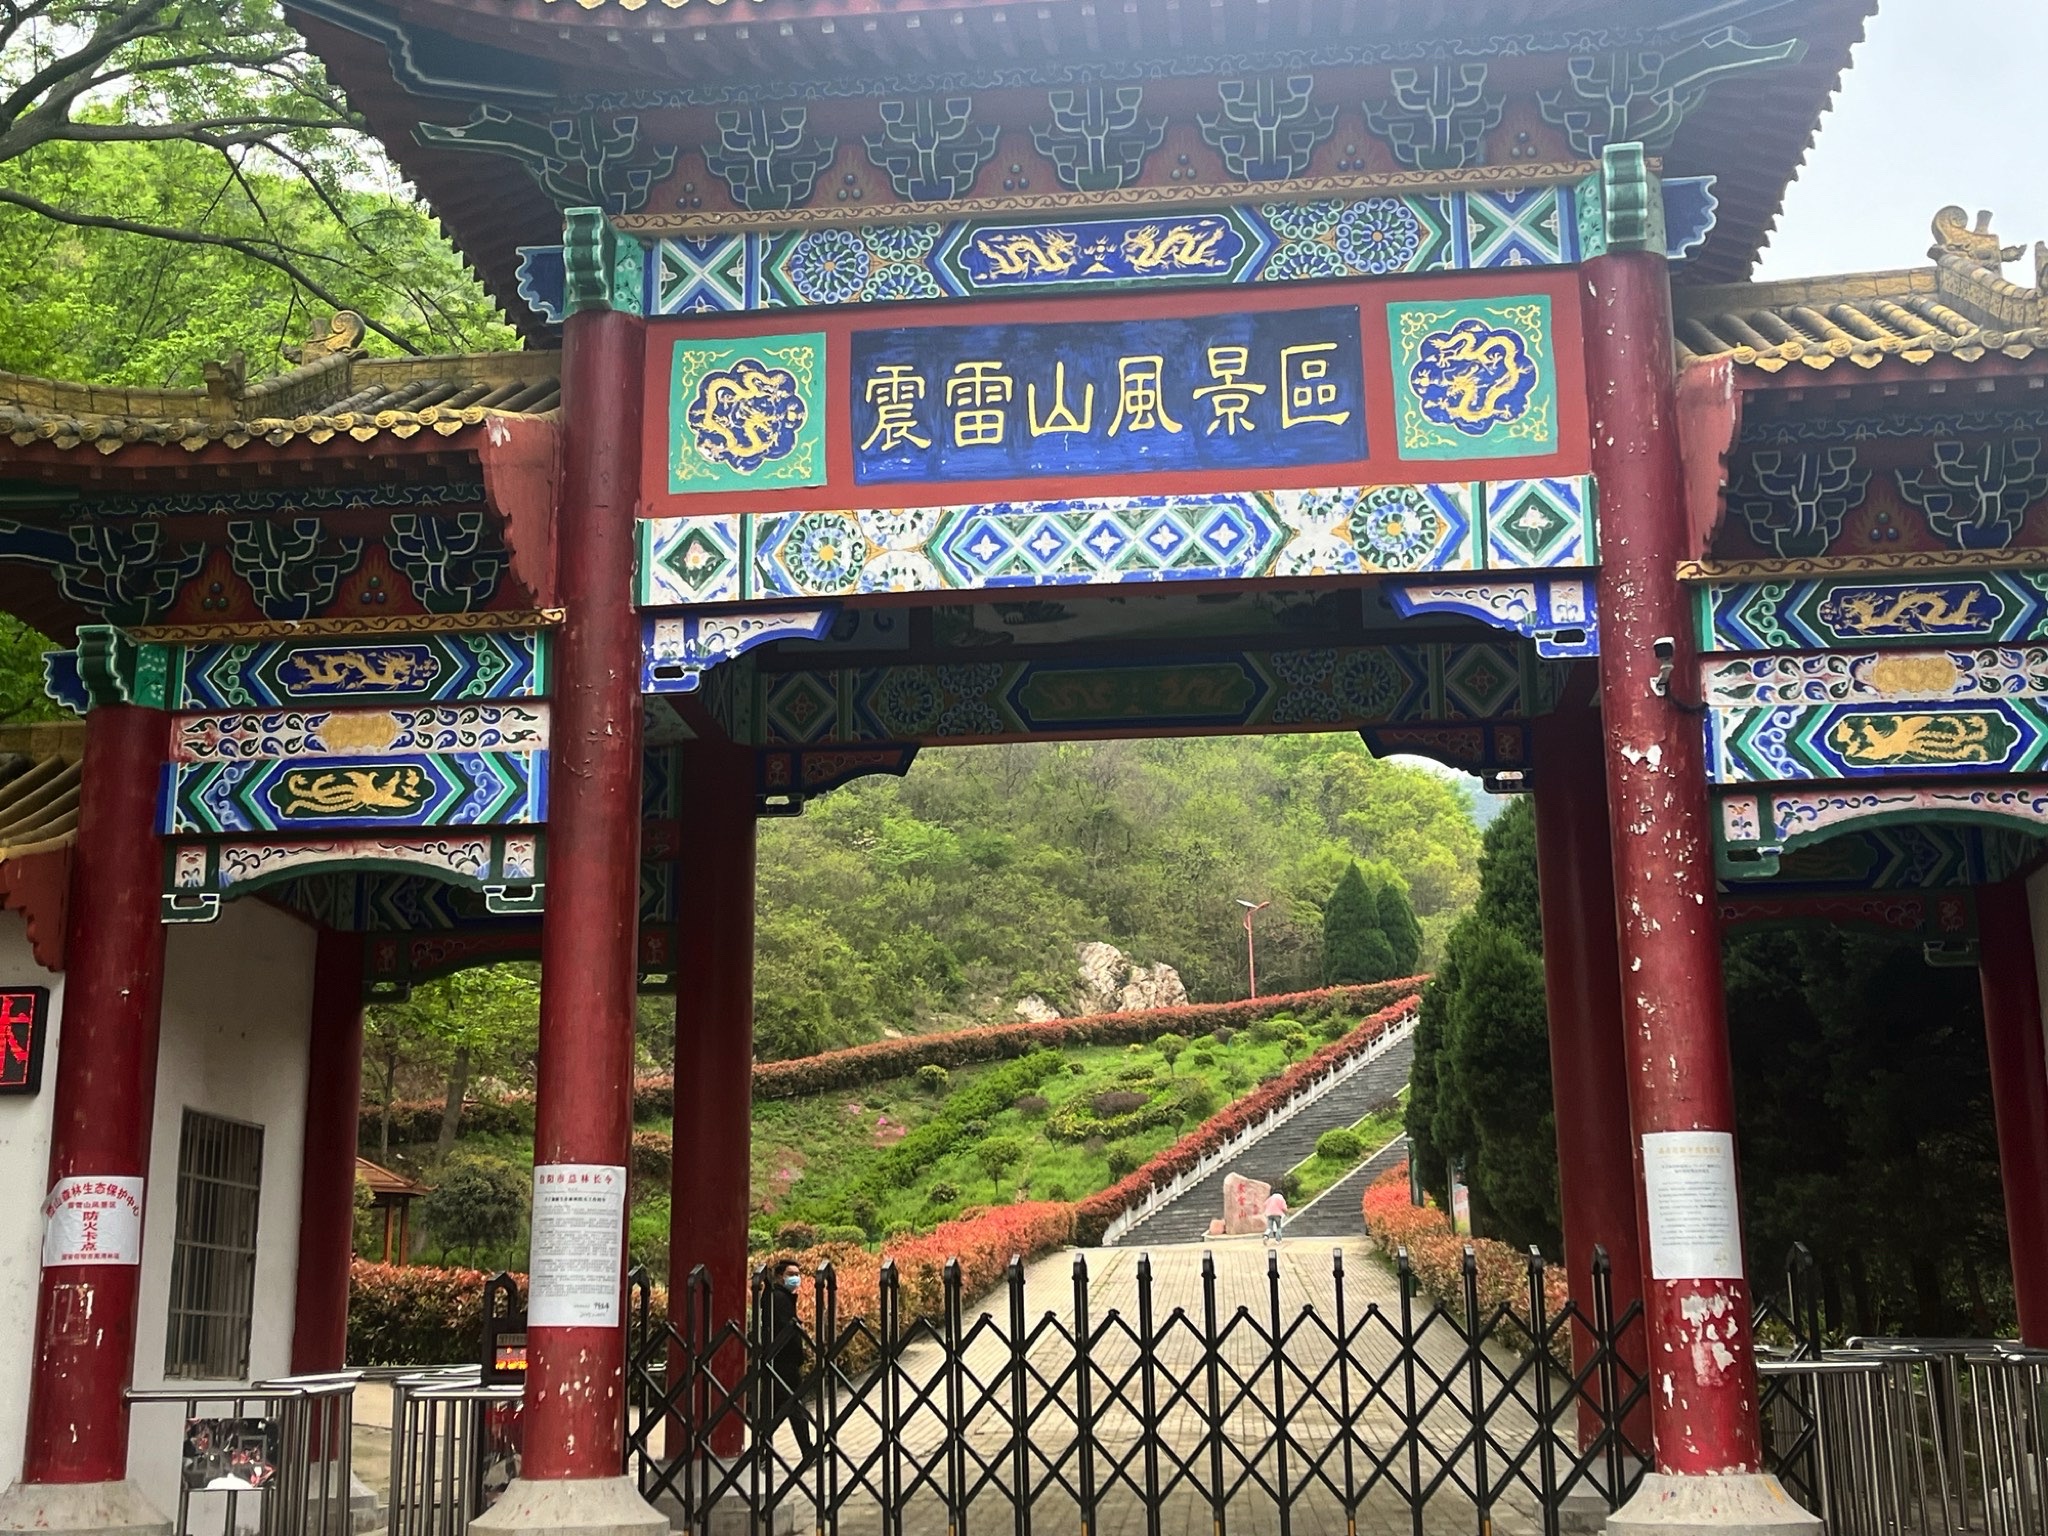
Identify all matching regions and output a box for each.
[1676,231,2048,373]
[0,349,560,455]
[0,729,84,862]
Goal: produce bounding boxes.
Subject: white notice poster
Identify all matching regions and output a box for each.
[528,1164,627,1327]
[42,1176,145,1267]
[1641,1131,1743,1280]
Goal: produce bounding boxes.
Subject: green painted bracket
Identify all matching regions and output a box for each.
[563,206,645,316]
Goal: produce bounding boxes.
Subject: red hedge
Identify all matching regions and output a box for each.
[1071,984,1424,1244]
[1360,1162,1567,1318]
[362,982,1421,1149]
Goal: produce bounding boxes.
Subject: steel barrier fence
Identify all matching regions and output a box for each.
[624,1246,1653,1536]
[127,1373,361,1536]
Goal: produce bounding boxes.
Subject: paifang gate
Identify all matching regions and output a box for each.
[22,4,2048,1536]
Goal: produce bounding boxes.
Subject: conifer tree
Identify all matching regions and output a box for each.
[1375,878,1424,977]
[1323,862,1396,984]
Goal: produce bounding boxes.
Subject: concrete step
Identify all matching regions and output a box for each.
[1106,1035,1412,1248]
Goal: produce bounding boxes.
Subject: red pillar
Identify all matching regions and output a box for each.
[669,743,757,1459]
[291,930,366,1376]
[20,703,167,1488]
[519,305,648,1486]
[1531,705,1649,1447]
[1585,248,1765,1481]
[1976,880,2048,1345]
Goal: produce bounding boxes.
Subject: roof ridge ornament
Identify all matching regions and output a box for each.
[1930,206,2025,270]
[291,311,368,364]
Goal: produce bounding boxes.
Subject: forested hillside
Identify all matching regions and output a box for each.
[752,736,1481,1058]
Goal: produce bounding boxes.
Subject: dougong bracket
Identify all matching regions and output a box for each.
[641,606,840,694]
[1385,575,1596,658]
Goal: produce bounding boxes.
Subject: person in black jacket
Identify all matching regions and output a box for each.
[763,1259,814,1460]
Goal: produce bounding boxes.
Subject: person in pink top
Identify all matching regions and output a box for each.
[1262,1188,1288,1242]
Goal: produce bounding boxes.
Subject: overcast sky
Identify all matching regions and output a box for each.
[1756,0,2048,281]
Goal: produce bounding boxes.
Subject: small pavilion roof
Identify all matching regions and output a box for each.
[1676,209,2048,373]
[1,324,560,457]
[357,1157,432,1200]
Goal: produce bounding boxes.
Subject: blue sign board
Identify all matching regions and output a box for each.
[850,305,1367,485]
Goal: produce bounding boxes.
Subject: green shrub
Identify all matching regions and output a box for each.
[1014,1094,1049,1117]
[916,1064,950,1093]
[418,1154,526,1265]
[1092,1089,1147,1116]
[884,1221,915,1240]
[961,1118,990,1140]
[817,1224,868,1246]
[847,1194,879,1234]
[1211,1026,1235,1045]
[1105,1143,1142,1180]
[775,1221,818,1250]
[1281,1171,1303,1202]
[1316,1127,1366,1162]
[748,1226,772,1251]
[1043,1182,1070,1201]
[1155,1033,1187,1071]
[1189,1047,1216,1068]
[1282,1027,1312,1059]
[928,1181,960,1204]
[1223,1065,1251,1092]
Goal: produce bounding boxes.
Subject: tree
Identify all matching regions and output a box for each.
[1375,878,1424,978]
[973,1135,1026,1198]
[364,966,539,1155]
[1154,1032,1187,1073]
[419,1153,526,1264]
[1323,862,1395,983]
[0,0,515,370]
[1404,799,1555,1250]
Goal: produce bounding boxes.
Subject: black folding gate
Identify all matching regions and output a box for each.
[624,1246,1653,1536]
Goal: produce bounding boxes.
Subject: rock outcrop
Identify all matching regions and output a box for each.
[1073,941,1189,1016]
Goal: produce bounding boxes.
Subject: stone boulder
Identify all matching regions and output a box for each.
[1073,942,1188,1016]
[1222,1172,1271,1236]
[1013,994,1061,1023]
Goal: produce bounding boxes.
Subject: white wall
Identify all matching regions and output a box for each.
[127,900,315,1528]
[0,914,65,1493]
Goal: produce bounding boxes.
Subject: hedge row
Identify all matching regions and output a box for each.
[346,1204,1072,1369]
[1359,1163,1567,1319]
[1071,984,1424,1244]
[346,981,1425,1364]
[362,982,1420,1149]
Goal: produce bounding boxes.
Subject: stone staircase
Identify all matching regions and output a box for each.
[1104,1031,1413,1247]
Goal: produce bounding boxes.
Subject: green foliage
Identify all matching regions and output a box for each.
[1,1,516,383]
[1281,1171,1303,1202]
[1105,1143,1141,1180]
[1323,863,1394,984]
[1727,930,2008,1335]
[751,739,1481,1050]
[1376,880,1424,977]
[418,1154,526,1265]
[1155,1033,1188,1071]
[1405,799,1557,1253]
[1316,1127,1365,1162]
[973,1135,1027,1195]
[1282,1027,1312,1060]
[776,1222,818,1250]
[916,1065,950,1093]
[352,1171,377,1260]
[816,1224,868,1247]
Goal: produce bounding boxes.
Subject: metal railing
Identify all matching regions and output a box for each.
[385,1368,524,1536]
[625,1243,1650,1536]
[128,1372,361,1536]
[1099,1009,1417,1246]
[1750,1247,2048,1535]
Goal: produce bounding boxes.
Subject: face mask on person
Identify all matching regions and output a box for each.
[782,1274,801,1292]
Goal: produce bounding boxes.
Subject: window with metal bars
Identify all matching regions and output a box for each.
[164,1109,265,1380]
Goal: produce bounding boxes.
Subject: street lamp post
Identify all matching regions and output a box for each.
[1236,899,1270,1000]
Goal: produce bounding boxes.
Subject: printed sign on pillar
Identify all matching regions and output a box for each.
[42,1175,145,1266]
[528,1164,627,1327]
